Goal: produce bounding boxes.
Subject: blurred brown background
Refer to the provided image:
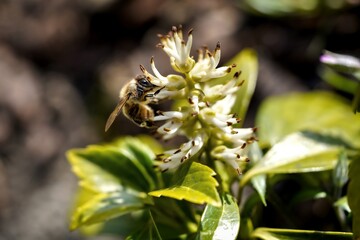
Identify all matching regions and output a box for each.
[0,0,359,239]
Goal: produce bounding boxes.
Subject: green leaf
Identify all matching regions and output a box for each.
[149,162,221,206]
[289,189,327,208]
[241,131,342,187]
[208,48,258,124]
[196,193,240,240]
[251,175,267,206]
[320,66,359,94]
[348,156,360,238]
[248,142,267,206]
[67,137,161,230]
[256,91,360,148]
[320,51,360,77]
[353,84,360,113]
[126,211,162,240]
[334,196,351,213]
[71,189,152,230]
[67,137,160,193]
[251,227,353,240]
[228,49,258,123]
[332,150,348,198]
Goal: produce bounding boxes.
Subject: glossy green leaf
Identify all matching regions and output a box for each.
[251,227,353,240]
[348,157,360,238]
[71,189,153,230]
[241,131,342,187]
[196,193,240,240]
[67,137,159,193]
[256,91,360,148]
[149,162,221,206]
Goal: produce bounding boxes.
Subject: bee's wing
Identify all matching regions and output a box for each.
[105,94,131,132]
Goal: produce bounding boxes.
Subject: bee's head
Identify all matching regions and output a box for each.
[135,75,157,89]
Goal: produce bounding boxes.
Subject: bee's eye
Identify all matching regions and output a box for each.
[139,78,152,87]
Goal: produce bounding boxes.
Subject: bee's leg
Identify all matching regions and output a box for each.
[144,93,154,100]
[144,93,159,104]
[154,86,165,96]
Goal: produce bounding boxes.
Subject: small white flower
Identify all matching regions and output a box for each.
[140,26,257,173]
[189,44,233,82]
[211,144,250,175]
[157,26,195,73]
[156,135,204,172]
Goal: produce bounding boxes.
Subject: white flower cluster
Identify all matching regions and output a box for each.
[142,26,256,174]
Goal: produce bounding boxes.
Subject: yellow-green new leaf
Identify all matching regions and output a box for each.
[149,162,221,206]
[71,189,153,230]
[67,137,160,193]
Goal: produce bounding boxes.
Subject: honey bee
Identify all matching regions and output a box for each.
[105,75,163,132]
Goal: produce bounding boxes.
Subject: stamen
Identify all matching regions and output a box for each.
[215,42,221,51]
[188,28,193,36]
[163,158,171,163]
[156,43,164,48]
[238,80,245,86]
[139,64,146,73]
